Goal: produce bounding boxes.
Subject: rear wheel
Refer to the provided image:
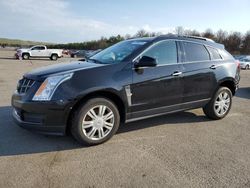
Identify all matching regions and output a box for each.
[22,53,29,60]
[71,98,120,145]
[50,54,58,61]
[203,87,232,120]
[245,64,249,70]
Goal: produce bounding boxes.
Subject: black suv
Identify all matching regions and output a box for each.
[12,35,240,145]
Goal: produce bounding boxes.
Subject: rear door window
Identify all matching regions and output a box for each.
[183,42,210,62]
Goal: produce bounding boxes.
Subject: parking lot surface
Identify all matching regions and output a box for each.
[0,49,250,188]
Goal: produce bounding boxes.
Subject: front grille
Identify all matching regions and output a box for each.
[17,78,35,94]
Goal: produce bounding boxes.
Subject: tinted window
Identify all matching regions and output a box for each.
[32,46,45,50]
[183,42,210,62]
[142,40,177,65]
[39,46,45,50]
[207,46,222,60]
[31,47,39,50]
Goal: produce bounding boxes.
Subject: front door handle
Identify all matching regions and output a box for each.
[172,71,182,76]
[210,65,217,69]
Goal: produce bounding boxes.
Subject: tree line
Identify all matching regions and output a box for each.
[48,27,250,55]
[1,27,250,55]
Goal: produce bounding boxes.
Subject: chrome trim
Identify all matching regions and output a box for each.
[18,78,35,94]
[132,98,210,114]
[210,65,218,69]
[172,71,182,76]
[180,35,215,42]
[14,109,20,119]
[126,108,190,123]
[126,98,211,123]
[132,39,225,65]
[125,85,132,106]
[132,60,233,71]
[132,63,179,70]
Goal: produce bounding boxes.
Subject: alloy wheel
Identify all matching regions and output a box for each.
[214,91,231,116]
[82,105,114,140]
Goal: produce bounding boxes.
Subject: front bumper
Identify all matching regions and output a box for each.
[12,93,73,135]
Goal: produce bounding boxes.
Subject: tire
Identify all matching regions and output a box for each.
[50,54,58,61]
[203,87,232,120]
[71,98,120,145]
[245,65,249,70]
[22,53,29,60]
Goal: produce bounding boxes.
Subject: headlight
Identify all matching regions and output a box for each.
[32,73,73,101]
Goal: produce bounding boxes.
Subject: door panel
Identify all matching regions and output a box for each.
[30,46,45,57]
[182,61,217,102]
[181,41,217,103]
[30,49,40,56]
[129,40,185,118]
[131,64,183,115]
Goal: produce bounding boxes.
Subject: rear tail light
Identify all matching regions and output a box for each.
[235,60,240,69]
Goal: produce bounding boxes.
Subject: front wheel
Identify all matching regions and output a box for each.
[203,87,232,120]
[71,98,120,145]
[245,65,249,70]
[22,53,29,60]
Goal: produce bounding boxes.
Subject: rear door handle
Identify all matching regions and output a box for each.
[210,65,217,69]
[172,71,182,76]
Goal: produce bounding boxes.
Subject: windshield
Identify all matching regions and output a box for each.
[89,40,148,64]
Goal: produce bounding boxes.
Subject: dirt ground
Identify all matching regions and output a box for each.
[0,49,250,188]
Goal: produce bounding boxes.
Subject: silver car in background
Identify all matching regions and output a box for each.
[240,57,250,69]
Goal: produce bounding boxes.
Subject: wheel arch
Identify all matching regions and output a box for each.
[218,79,236,96]
[66,90,127,134]
[22,52,30,56]
[51,53,58,57]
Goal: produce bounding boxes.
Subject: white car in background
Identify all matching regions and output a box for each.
[15,45,63,61]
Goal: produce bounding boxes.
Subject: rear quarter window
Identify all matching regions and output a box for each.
[183,42,210,62]
[206,46,222,60]
[218,49,234,60]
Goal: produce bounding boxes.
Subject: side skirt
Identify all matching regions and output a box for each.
[125,98,210,123]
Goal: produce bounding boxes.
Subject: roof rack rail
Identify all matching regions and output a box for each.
[180,35,215,43]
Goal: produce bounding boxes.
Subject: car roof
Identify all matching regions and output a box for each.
[128,34,224,49]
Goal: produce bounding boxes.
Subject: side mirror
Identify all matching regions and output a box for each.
[135,56,157,68]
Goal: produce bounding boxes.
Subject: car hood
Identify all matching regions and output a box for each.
[24,61,104,81]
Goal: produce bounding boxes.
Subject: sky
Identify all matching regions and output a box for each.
[0,0,249,43]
